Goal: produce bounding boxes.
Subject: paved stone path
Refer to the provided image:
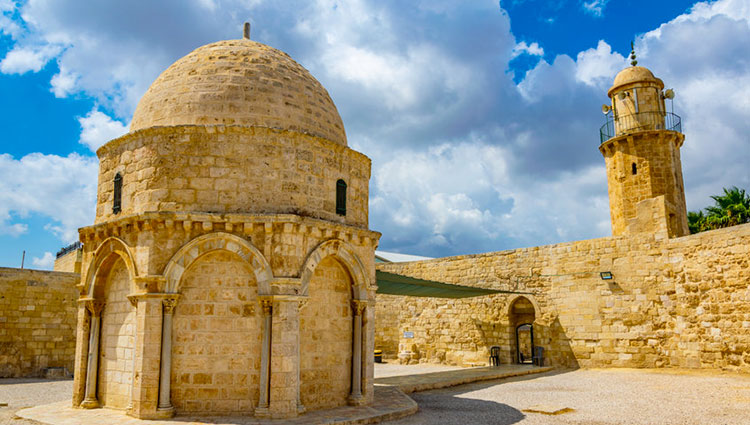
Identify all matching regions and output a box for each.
[6,368,750,424]
[382,368,750,425]
[374,364,552,393]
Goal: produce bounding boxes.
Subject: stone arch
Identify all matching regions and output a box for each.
[163,232,272,295]
[507,295,537,365]
[506,294,541,320]
[300,239,368,300]
[83,237,138,298]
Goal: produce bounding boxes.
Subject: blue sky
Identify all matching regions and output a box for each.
[1,0,749,268]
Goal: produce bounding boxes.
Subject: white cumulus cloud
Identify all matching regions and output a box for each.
[31,251,55,270]
[78,109,128,152]
[512,41,544,58]
[0,153,98,242]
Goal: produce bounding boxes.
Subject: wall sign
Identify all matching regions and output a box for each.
[403,331,414,339]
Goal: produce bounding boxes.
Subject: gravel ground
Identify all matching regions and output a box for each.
[383,368,750,425]
[0,379,72,425]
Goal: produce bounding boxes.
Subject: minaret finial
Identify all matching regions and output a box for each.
[243,22,251,39]
[630,40,638,66]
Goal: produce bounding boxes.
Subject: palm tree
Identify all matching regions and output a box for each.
[704,186,750,228]
[689,186,750,233]
[687,210,706,234]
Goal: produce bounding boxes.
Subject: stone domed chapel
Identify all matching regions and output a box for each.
[72,27,378,419]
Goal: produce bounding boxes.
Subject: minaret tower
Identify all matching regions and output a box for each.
[599,45,689,238]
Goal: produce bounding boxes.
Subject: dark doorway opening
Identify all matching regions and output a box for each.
[516,323,534,364]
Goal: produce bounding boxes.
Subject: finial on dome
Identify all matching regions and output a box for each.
[630,40,637,66]
[243,22,251,39]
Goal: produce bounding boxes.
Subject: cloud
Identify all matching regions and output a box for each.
[581,0,610,17]
[0,0,748,259]
[78,109,128,152]
[574,40,626,87]
[512,41,544,58]
[0,153,98,242]
[31,251,55,270]
[0,45,61,73]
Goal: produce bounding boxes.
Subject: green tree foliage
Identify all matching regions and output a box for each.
[688,186,750,233]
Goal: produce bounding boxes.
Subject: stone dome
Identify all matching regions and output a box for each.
[609,66,663,96]
[130,39,347,146]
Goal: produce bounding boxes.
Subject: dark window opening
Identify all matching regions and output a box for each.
[631,163,637,175]
[336,179,347,216]
[113,172,122,214]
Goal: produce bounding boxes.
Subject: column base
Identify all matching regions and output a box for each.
[128,407,175,420]
[155,407,175,419]
[297,403,306,414]
[348,394,365,406]
[79,398,99,409]
[255,406,270,418]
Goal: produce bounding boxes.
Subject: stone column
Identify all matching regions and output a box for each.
[127,296,138,413]
[268,297,301,418]
[72,301,91,407]
[128,293,167,419]
[157,296,179,414]
[296,298,308,414]
[362,294,375,404]
[255,297,273,417]
[348,299,365,405]
[80,300,105,409]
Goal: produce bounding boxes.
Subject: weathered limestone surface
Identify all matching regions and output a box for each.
[0,267,79,378]
[54,249,82,273]
[94,126,370,228]
[130,40,347,147]
[300,257,353,410]
[97,259,135,409]
[376,223,750,372]
[171,250,262,415]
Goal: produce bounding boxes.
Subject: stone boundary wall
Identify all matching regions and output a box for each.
[0,267,80,377]
[53,248,82,273]
[375,223,750,372]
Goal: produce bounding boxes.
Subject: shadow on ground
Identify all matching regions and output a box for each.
[382,369,574,424]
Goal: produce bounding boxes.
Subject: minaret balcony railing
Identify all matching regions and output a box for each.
[599,112,682,144]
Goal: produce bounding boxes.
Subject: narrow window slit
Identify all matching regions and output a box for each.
[336,179,347,216]
[113,172,122,214]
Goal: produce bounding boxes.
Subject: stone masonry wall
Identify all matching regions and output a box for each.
[0,267,80,377]
[300,256,352,410]
[171,250,262,415]
[375,223,750,372]
[54,248,82,273]
[94,126,370,229]
[98,258,135,409]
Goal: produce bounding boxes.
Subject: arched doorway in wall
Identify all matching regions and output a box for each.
[97,257,136,408]
[508,297,536,364]
[171,250,262,415]
[299,256,353,410]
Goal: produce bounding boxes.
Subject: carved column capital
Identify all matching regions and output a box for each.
[259,298,273,316]
[351,299,367,316]
[162,296,179,314]
[85,300,105,317]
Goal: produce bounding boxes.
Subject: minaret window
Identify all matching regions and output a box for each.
[336,179,347,216]
[632,163,637,175]
[113,173,122,214]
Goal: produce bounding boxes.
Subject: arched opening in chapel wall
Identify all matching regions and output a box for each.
[170,250,262,415]
[299,255,353,411]
[508,296,536,364]
[96,256,136,409]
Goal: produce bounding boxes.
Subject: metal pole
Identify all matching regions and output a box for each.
[21,250,25,269]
